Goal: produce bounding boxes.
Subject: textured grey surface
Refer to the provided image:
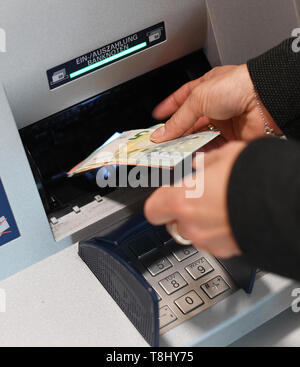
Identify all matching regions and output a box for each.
[231,308,300,347]
[0,244,148,347]
[206,0,299,65]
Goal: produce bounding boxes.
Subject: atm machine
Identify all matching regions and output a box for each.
[0,0,299,347]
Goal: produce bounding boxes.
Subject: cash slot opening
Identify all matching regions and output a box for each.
[19,50,211,241]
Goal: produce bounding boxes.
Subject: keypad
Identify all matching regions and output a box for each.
[185,258,214,280]
[159,272,187,295]
[201,276,230,299]
[172,245,198,262]
[142,253,172,276]
[159,306,177,329]
[175,291,204,314]
[123,225,237,335]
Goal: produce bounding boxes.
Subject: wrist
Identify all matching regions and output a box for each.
[238,64,257,108]
[253,90,283,136]
[243,63,283,137]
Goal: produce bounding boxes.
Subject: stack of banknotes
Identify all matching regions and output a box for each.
[68,126,220,176]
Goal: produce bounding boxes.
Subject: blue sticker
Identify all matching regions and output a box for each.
[0,179,20,246]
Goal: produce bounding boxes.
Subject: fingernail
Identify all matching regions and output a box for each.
[151,126,165,142]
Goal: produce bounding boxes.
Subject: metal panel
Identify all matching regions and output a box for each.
[0,84,63,280]
[0,0,206,128]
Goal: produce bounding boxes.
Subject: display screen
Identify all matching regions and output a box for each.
[47,22,166,90]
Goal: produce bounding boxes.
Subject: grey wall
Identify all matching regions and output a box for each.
[206,0,300,66]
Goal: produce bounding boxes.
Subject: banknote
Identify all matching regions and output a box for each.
[68,127,220,176]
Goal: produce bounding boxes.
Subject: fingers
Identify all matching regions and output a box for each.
[151,87,206,143]
[166,220,240,258]
[144,185,194,226]
[152,79,201,120]
[166,222,193,246]
[169,221,241,258]
[144,187,179,225]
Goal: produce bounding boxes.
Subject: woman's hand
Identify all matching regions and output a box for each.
[151,65,282,143]
[144,141,247,259]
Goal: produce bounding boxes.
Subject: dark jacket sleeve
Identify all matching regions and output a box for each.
[228,138,300,281]
[248,38,300,139]
[227,39,300,280]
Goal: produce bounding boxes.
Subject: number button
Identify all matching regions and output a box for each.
[201,276,230,299]
[142,253,172,276]
[159,272,187,295]
[172,245,198,262]
[159,306,177,329]
[175,291,204,314]
[185,258,214,280]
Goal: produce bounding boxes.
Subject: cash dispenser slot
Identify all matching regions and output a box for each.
[19,51,211,241]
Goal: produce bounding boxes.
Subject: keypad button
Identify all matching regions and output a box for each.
[201,276,230,299]
[185,257,214,280]
[142,253,172,276]
[159,272,187,295]
[159,306,177,329]
[175,291,204,314]
[172,245,198,262]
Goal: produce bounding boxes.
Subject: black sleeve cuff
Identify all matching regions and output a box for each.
[228,137,300,280]
[247,38,300,137]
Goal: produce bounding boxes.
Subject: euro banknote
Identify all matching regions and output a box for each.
[68,127,220,176]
